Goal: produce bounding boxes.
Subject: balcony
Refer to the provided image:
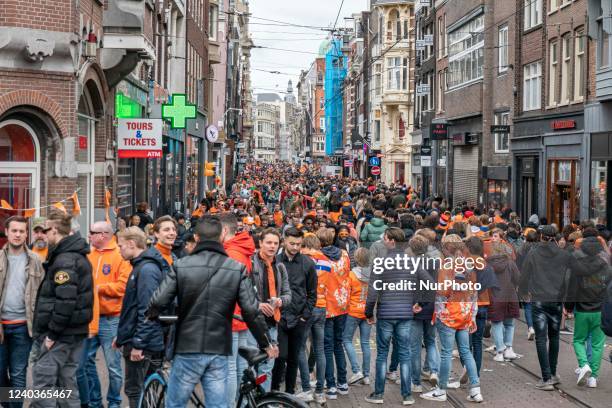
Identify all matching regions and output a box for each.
[382,90,411,106]
[209,40,222,65]
[101,0,156,87]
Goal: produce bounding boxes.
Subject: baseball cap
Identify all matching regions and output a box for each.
[32,217,46,231]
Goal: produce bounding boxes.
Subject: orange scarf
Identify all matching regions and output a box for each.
[260,253,280,322]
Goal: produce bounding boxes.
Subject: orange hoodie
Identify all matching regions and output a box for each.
[224,231,256,332]
[88,242,132,317]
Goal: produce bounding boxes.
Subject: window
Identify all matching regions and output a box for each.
[320,117,325,130]
[600,22,610,68]
[448,14,484,88]
[374,120,381,143]
[420,75,429,112]
[208,3,218,41]
[524,0,542,30]
[375,64,382,96]
[494,112,510,153]
[498,25,509,73]
[574,30,584,100]
[437,14,446,58]
[402,58,408,90]
[437,70,446,112]
[550,0,558,12]
[523,61,542,111]
[549,41,558,106]
[404,20,408,40]
[561,35,571,103]
[387,57,402,90]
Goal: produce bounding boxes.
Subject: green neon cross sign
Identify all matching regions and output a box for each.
[162,94,197,129]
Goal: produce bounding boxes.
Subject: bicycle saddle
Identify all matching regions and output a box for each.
[238,346,268,366]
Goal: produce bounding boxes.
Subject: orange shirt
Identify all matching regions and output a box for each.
[31,246,48,262]
[87,242,132,317]
[347,270,368,319]
[325,251,351,318]
[155,242,174,266]
[273,211,284,227]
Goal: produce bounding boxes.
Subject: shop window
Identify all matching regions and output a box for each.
[494,112,510,153]
[487,180,509,209]
[547,160,580,228]
[590,161,608,226]
[0,124,36,162]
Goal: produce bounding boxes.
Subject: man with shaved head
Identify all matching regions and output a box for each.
[83,221,132,408]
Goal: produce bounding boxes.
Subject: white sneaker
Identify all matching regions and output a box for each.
[587,377,597,388]
[362,377,370,385]
[527,327,535,341]
[484,345,496,353]
[467,387,484,403]
[421,369,432,380]
[349,372,365,385]
[314,393,326,404]
[386,371,398,382]
[429,372,439,387]
[420,388,447,402]
[503,347,518,360]
[447,381,461,389]
[326,387,338,400]
[337,383,349,395]
[411,384,423,393]
[493,352,505,362]
[296,391,314,402]
[452,349,460,358]
[576,365,592,386]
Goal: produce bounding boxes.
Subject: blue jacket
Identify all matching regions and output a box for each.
[116,247,170,352]
[365,248,433,320]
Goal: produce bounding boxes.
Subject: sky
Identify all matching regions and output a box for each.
[248,0,370,99]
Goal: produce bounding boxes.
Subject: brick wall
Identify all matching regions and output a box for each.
[0,0,73,31]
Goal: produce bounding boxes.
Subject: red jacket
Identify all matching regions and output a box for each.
[224,231,256,332]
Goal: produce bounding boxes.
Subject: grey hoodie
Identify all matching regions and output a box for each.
[352,265,371,283]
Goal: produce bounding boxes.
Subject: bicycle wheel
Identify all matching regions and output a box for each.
[139,371,168,408]
[255,391,310,408]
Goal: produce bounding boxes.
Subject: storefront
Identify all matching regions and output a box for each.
[482,166,511,209]
[448,116,481,207]
[512,112,585,227]
[430,121,449,200]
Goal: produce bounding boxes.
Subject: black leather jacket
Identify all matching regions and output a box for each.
[147,240,270,355]
[251,252,292,325]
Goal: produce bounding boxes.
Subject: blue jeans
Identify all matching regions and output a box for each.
[86,316,123,408]
[491,318,515,352]
[166,353,228,408]
[247,326,277,392]
[389,337,399,372]
[299,307,326,393]
[324,314,347,388]
[342,316,372,377]
[470,308,487,376]
[524,302,534,328]
[410,319,440,385]
[374,319,412,397]
[76,338,93,406]
[0,323,32,408]
[227,330,249,404]
[436,320,479,390]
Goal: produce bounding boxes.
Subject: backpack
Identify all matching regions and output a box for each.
[601,280,612,337]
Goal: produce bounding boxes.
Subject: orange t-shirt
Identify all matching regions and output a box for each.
[347,270,368,319]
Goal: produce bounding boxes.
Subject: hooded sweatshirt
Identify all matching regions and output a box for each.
[360,217,388,249]
[348,266,371,319]
[321,246,351,318]
[567,237,612,312]
[87,241,132,317]
[224,231,256,331]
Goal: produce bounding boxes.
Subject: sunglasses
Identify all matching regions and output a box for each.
[89,231,106,235]
[42,227,53,233]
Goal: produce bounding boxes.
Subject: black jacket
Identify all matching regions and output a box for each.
[33,233,93,342]
[251,252,292,327]
[147,241,271,355]
[276,251,317,329]
[116,247,169,352]
[567,237,612,312]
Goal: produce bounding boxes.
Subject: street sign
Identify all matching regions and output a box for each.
[421,156,432,167]
[117,118,163,158]
[205,125,219,143]
[371,166,381,176]
[420,145,432,156]
[237,142,246,149]
[162,94,196,129]
[369,156,381,166]
[416,84,431,96]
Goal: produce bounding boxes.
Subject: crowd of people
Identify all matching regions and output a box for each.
[0,160,611,407]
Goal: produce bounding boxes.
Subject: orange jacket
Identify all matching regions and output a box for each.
[273,211,284,227]
[88,242,132,317]
[224,232,256,332]
[324,250,351,318]
[347,269,368,319]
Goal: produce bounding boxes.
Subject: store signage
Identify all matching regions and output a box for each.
[369,156,381,166]
[162,94,196,129]
[420,145,432,156]
[416,84,431,96]
[419,0,431,7]
[491,125,510,133]
[416,35,434,50]
[344,159,353,167]
[237,142,246,149]
[431,123,448,140]
[551,120,576,131]
[371,166,381,176]
[117,119,163,158]
[78,136,87,150]
[206,125,219,143]
[421,156,432,167]
[438,157,447,167]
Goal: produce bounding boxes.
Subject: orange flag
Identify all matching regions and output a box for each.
[71,191,81,216]
[23,208,35,218]
[0,200,13,210]
[53,202,67,213]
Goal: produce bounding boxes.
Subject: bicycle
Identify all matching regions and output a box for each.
[138,316,309,408]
